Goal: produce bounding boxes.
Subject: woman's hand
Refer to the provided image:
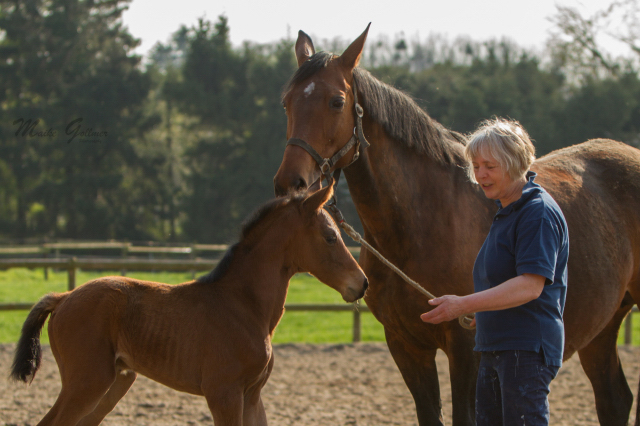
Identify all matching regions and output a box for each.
[420,273,545,325]
[420,295,468,324]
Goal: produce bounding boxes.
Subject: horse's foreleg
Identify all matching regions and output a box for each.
[578,301,634,426]
[636,374,640,426]
[445,327,478,426]
[204,386,244,426]
[75,370,137,426]
[384,327,445,426]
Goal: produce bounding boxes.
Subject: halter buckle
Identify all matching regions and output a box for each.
[320,158,331,174]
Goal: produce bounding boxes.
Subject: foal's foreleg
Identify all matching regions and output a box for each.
[242,397,268,426]
[204,385,244,426]
[76,370,137,426]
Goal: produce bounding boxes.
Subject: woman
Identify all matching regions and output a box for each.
[420,117,569,426]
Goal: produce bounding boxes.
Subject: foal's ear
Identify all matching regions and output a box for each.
[338,23,371,71]
[295,30,315,67]
[302,180,335,215]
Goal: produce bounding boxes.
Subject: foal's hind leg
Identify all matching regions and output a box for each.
[75,370,137,426]
[36,367,117,426]
[578,299,634,426]
[38,331,119,425]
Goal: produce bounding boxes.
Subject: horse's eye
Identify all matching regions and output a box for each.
[330,97,345,110]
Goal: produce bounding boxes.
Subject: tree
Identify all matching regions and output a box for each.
[547,0,640,81]
[0,0,152,239]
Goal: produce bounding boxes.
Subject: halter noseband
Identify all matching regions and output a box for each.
[285,78,370,186]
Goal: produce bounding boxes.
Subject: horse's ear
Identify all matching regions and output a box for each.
[338,23,371,71]
[295,30,315,67]
[302,180,335,215]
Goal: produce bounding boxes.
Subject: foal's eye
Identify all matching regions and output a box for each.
[324,233,338,245]
[330,97,345,110]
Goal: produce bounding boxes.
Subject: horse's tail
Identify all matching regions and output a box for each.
[10,292,67,384]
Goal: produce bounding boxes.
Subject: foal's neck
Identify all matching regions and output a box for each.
[223,235,296,336]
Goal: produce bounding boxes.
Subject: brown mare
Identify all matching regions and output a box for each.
[10,184,368,426]
[274,25,640,426]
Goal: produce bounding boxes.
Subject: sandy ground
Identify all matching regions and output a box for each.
[1,342,638,425]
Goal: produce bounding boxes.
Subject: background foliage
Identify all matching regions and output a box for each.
[1,0,639,244]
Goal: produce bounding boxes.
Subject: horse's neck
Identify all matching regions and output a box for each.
[342,123,491,253]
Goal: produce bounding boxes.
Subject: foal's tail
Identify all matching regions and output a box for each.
[10,292,67,384]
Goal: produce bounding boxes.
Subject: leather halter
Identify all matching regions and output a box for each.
[285,78,370,186]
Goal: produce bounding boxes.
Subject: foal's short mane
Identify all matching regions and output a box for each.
[282,51,468,166]
[196,191,307,285]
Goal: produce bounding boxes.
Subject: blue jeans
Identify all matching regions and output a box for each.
[475,350,559,426]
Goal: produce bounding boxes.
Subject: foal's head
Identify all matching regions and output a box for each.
[287,184,368,302]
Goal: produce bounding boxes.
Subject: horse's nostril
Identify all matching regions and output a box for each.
[274,177,307,196]
[294,177,307,190]
[363,278,369,293]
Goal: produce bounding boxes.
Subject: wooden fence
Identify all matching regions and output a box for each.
[0,257,370,342]
[0,254,636,344]
[0,242,360,258]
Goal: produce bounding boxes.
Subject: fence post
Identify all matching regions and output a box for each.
[352,307,361,343]
[120,243,128,276]
[67,257,76,291]
[624,312,633,345]
[190,243,196,279]
[43,248,49,280]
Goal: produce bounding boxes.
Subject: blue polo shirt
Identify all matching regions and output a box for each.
[473,171,569,367]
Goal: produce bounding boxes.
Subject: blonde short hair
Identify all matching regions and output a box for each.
[464,117,536,183]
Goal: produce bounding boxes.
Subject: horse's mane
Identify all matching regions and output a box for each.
[196,191,307,285]
[196,243,240,284]
[282,51,468,166]
[353,68,467,165]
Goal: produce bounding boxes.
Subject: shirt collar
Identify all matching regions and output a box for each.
[495,171,541,215]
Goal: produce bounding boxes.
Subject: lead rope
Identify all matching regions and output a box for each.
[328,205,476,330]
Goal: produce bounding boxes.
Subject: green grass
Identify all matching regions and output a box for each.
[0,268,385,345]
[3,268,637,346]
[617,312,640,346]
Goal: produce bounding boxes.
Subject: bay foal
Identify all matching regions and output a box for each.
[11,184,368,426]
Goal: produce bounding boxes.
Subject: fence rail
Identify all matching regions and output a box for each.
[0,257,636,344]
[0,242,360,257]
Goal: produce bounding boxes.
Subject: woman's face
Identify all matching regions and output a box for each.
[472,152,523,207]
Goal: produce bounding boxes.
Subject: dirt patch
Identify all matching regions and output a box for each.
[1,343,638,425]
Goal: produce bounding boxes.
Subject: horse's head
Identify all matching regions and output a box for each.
[291,183,368,302]
[274,25,370,196]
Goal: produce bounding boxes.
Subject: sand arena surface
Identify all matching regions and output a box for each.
[1,343,638,425]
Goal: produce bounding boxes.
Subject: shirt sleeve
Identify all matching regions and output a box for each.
[515,211,562,285]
